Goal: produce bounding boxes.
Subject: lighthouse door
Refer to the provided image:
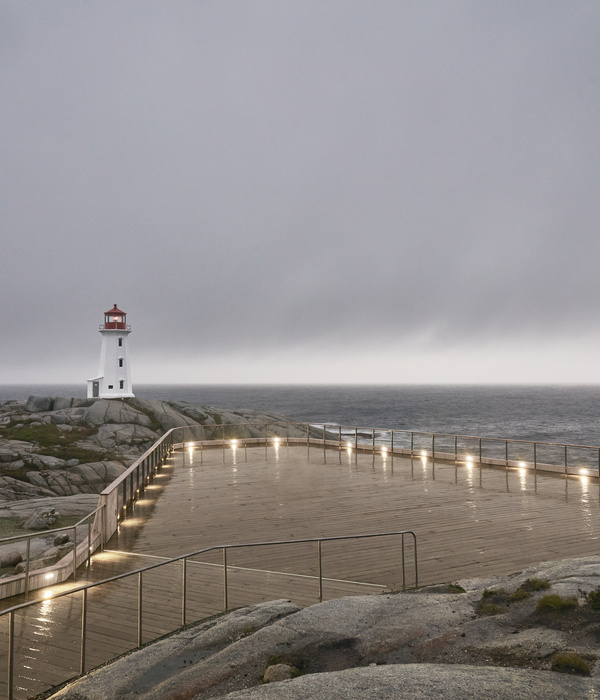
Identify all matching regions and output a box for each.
[92,381,99,398]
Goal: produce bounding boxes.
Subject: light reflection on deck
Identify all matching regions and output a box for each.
[1,445,600,699]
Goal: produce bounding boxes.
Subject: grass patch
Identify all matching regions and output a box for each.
[508,589,531,602]
[477,602,505,616]
[482,588,506,599]
[521,578,551,592]
[551,652,590,676]
[580,585,600,611]
[0,422,115,469]
[536,594,578,613]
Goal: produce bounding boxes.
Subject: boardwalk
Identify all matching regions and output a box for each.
[2,443,600,698]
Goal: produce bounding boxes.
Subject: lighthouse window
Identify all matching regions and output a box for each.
[118,338,123,347]
[120,380,124,389]
[108,385,113,389]
[118,358,123,367]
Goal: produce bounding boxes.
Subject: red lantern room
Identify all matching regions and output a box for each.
[103,304,127,330]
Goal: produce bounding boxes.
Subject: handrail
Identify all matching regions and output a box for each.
[0,505,104,545]
[1,530,417,699]
[1,418,598,602]
[0,530,417,617]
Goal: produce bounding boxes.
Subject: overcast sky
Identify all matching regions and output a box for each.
[1,1,599,384]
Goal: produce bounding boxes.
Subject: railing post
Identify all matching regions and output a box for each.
[338,425,341,451]
[479,438,482,464]
[401,533,406,589]
[182,557,187,626]
[505,440,508,468]
[138,571,143,647]
[73,526,77,581]
[101,501,106,551]
[565,445,568,475]
[87,518,92,568]
[223,548,228,610]
[414,533,419,588]
[533,443,537,471]
[432,434,435,462]
[410,432,414,457]
[24,537,31,596]
[318,540,323,602]
[8,610,14,700]
[354,427,358,451]
[391,430,394,455]
[80,588,88,675]
[372,428,375,453]
[454,435,457,462]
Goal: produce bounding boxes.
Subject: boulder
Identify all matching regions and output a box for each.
[83,400,153,428]
[23,508,59,530]
[25,396,53,413]
[30,455,67,470]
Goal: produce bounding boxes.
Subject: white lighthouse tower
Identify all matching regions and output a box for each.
[87,304,134,399]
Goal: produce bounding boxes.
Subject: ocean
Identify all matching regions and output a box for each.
[1,384,600,447]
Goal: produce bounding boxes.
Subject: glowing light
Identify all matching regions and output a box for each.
[519,461,526,468]
[230,439,237,446]
[420,450,427,457]
[274,438,280,445]
[580,468,589,476]
[519,468,526,477]
[582,475,590,486]
[44,573,53,581]
[185,442,194,448]
[346,442,352,449]
[465,456,473,462]
[43,590,53,599]
[381,446,387,454]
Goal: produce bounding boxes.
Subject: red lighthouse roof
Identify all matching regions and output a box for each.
[105,304,126,315]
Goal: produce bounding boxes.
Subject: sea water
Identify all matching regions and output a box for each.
[1,384,600,447]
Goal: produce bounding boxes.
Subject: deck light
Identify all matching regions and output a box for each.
[43,590,53,599]
[580,468,589,476]
[346,442,352,449]
[45,573,53,581]
[420,450,427,457]
[519,461,526,468]
[231,439,237,446]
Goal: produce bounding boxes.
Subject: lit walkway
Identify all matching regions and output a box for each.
[2,444,600,698]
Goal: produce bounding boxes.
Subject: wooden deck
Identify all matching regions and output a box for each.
[2,443,600,698]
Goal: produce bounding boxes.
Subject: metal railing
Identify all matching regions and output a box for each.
[1,419,598,601]
[2,529,417,700]
[0,505,105,598]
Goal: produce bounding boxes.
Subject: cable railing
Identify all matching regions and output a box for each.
[0,506,105,599]
[1,420,598,602]
[1,530,417,700]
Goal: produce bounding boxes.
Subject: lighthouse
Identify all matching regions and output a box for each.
[87,304,135,399]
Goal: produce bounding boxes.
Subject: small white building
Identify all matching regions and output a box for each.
[87,304,135,399]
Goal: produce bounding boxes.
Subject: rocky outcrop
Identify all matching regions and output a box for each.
[0,396,295,502]
[25,460,127,496]
[46,556,600,699]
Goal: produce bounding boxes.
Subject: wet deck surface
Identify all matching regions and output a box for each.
[2,444,600,698]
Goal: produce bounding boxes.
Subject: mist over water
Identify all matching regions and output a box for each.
[1,385,600,447]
